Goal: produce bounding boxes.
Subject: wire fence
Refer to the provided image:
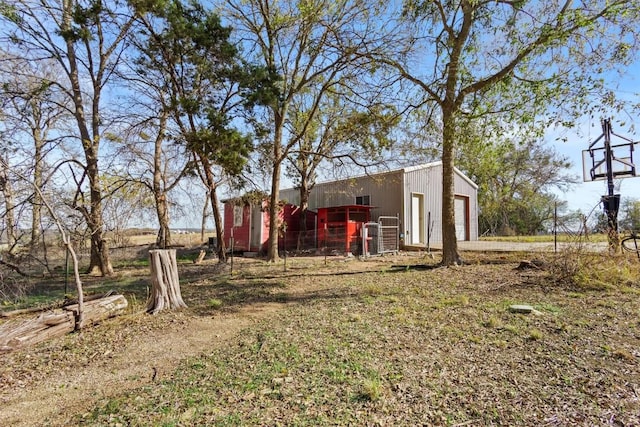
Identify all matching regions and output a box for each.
[276,217,400,257]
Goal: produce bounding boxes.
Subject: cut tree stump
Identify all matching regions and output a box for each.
[0,294,128,352]
[147,249,187,314]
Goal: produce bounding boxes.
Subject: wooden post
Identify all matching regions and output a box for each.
[193,250,206,264]
[147,249,187,314]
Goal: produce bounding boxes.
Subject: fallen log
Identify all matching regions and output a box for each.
[61,290,115,307]
[0,294,128,352]
[7,318,76,350]
[64,294,128,328]
[0,291,116,319]
[0,305,52,318]
[0,311,75,352]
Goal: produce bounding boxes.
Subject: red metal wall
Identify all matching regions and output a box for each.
[224,203,252,252]
[224,201,317,253]
[317,205,372,253]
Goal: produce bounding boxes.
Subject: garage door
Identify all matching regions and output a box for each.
[455,196,467,241]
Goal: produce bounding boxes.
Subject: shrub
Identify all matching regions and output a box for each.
[548,247,640,290]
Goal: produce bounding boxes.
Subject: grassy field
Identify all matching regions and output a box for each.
[1,250,640,426]
[480,233,610,243]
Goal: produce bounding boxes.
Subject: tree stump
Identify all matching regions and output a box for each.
[147,249,187,314]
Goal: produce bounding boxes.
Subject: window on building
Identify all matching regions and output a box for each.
[356,195,370,206]
[233,205,243,227]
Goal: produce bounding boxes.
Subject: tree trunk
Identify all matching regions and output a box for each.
[267,112,286,262]
[1,160,17,252]
[153,112,172,249]
[209,186,226,262]
[441,105,462,265]
[201,191,210,244]
[154,192,171,249]
[30,120,43,251]
[62,0,113,277]
[268,161,282,261]
[84,119,112,276]
[195,155,227,262]
[297,179,310,251]
[87,222,113,276]
[147,249,187,314]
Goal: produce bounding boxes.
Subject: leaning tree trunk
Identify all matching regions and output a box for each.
[201,191,210,243]
[209,187,227,262]
[147,249,187,314]
[199,156,226,262]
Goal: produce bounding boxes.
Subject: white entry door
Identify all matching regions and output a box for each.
[455,196,467,241]
[411,194,424,245]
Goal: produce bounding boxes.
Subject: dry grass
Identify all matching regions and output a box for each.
[1,251,639,426]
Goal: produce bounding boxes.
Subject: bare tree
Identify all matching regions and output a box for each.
[285,89,399,249]
[101,176,155,247]
[0,157,85,328]
[225,0,389,261]
[374,0,640,265]
[113,104,189,249]
[1,0,137,275]
[0,59,70,252]
[0,155,17,251]
[131,0,259,261]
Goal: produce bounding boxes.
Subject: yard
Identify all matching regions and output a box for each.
[1,249,639,426]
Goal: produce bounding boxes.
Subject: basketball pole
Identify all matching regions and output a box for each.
[585,117,638,254]
[600,118,621,253]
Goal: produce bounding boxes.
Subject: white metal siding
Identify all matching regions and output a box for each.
[403,164,442,244]
[280,162,479,245]
[281,171,404,222]
[453,169,478,241]
[403,163,478,243]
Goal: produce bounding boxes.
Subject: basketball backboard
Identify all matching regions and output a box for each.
[582,142,638,182]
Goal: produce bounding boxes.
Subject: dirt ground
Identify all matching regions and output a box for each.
[0,254,400,426]
[1,250,638,425]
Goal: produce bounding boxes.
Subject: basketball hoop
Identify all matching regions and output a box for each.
[582,118,638,253]
[582,142,637,182]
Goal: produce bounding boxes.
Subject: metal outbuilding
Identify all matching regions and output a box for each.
[280,161,478,247]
